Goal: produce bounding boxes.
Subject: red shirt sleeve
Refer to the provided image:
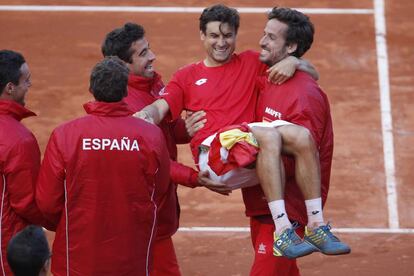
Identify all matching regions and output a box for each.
[170,160,199,188]
[162,69,186,121]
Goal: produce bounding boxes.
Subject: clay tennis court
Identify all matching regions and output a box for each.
[1,0,413,275]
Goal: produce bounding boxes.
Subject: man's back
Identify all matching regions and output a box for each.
[37,100,170,276]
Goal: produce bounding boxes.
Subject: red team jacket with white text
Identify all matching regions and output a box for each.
[0,100,47,275]
[243,71,334,226]
[36,100,170,276]
[126,73,199,241]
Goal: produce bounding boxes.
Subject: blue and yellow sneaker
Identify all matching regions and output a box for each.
[304,223,351,255]
[273,227,316,259]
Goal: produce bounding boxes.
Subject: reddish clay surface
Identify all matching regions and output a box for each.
[1,0,413,275]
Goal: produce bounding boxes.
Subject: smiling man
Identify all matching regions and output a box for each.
[102,22,211,276]
[242,7,350,275]
[0,50,47,275]
[136,2,327,261]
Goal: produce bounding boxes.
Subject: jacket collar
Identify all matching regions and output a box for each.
[0,99,36,121]
[128,72,161,96]
[83,100,134,117]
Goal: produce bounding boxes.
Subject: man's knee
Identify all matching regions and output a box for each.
[250,127,282,151]
[282,126,316,154]
[296,127,316,151]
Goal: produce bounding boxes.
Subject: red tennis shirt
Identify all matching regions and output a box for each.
[163,50,267,159]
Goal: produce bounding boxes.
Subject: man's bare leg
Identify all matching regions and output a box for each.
[277,124,351,255]
[250,126,317,258]
[277,124,324,228]
[249,126,292,235]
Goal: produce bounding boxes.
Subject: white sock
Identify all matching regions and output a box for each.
[305,197,324,228]
[268,200,292,235]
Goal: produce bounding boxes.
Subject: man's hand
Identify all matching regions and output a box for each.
[267,56,299,85]
[198,170,232,196]
[185,110,206,137]
[134,110,155,124]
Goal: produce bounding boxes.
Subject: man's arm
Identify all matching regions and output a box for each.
[197,171,232,196]
[170,160,199,188]
[36,131,66,229]
[135,98,170,125]
[170,161,231,195]
[267,56,319,84]
[6,137,46,226]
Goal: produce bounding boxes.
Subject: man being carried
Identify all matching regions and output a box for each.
[137,4,349,259]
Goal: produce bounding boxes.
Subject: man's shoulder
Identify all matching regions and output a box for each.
[290,71,317,84]
[53,115,162,141]
[235,50,261,64]
[175,61,202,74]
[0,116,34,142]
[52,115,90,135]
[238,50,259,58]
[280,71,322,93]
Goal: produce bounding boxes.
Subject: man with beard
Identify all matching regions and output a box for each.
[101,22,222,276]
[136,4,334,261]
[245,7,350,275]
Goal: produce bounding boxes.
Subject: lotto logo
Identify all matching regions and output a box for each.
[195,78,207,86]
[276,239,283,246]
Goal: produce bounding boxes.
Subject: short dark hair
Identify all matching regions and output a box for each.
[268,7,314,57]
[89,56,129,102]
[0,50,26,95]
[7,225,50,276]
[101,23,145,63]
[199,4,240,34]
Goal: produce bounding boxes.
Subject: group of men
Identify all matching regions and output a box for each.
[0,4,348,276]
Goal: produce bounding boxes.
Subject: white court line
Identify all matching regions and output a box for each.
[0,5,373,14]
[178,227,414,234]
[373,0,399,229]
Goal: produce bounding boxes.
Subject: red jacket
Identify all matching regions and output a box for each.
[242,72,334,226]
[0,100,46,275]
[126,73,198,240]
[36,100,170,276]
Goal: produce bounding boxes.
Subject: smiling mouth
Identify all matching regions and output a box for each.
[260,48,270,55]
[214,48,228,53]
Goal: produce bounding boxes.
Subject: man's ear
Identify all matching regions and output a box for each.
[287,43,298,55]
[5,82,14,95]
[0,83,14,99]
[39,258,50,276]
[200,30,206,41]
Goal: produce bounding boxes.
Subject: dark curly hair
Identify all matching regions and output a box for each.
[268,7,314,57]
[101,23,145,63]
[199,4,240,34]
[89,56,129,102]
[0,50,26,95]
